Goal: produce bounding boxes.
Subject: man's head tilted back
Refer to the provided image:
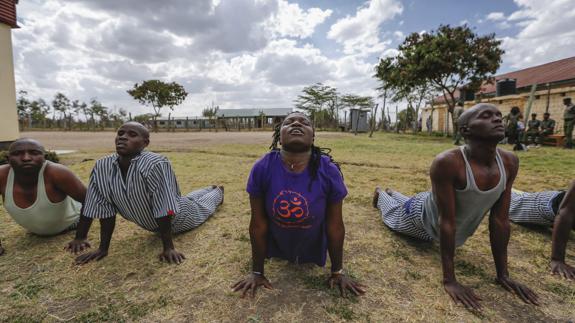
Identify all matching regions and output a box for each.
[457,103,505,142]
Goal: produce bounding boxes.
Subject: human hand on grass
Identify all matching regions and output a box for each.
[159,248,185,264]
[443,280,482,311]
[551,260,575,280]
[231,273,273,298]
[75,248,108,265]
[64,239,91,254]
[496,276,539,305]
[328,273,366,297]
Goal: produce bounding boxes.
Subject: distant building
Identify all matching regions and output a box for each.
[156,117,213,129]
[349,108,369,133]
[0,0,19,149]
[422,56,575,136]
[216,108,292,129]
[155,108,293,130]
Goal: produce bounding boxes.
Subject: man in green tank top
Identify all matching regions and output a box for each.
[374,104,539,311]
[0,139,88,256]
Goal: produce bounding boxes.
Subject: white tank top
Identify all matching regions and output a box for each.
[422,146,507,247]
[4,161,81,235]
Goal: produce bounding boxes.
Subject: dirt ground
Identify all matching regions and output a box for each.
[21,131,348,152]
[1,131,574,322]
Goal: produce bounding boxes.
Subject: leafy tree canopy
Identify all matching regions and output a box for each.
[127,80,188,117]
[375,24,503,112]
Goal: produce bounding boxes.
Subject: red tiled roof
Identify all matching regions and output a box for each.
[0,0,18,28]
[479,56,575,94]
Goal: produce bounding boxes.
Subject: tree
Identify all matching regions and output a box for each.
[376,24,503,133]
[89,99,108,130]
[52,93,72,130]
[16,90,31,129]
[29,99,50,128]
[294,83,338,129]
[202,102,219,131]
[127,80,188,132]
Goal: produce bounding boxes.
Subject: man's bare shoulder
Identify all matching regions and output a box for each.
[44,162,78,181]
[496,148,519,171]
[432,148,463,167]
[0,164,9,179]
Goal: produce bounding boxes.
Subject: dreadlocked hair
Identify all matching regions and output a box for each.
[270,113,343,191]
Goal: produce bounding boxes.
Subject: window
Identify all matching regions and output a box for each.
[176,121,182,125]
[159,121,165,125]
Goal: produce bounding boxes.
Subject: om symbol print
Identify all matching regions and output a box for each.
[272,190,310,227]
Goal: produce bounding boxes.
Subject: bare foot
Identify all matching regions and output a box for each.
[218,185,224,205]
[373,187,382,208]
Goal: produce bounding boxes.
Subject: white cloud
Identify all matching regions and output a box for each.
[486,12,506,21]
[327,0,403,56]
[265,0,332,38]
[11,0,391,116]
[501,0,575,69]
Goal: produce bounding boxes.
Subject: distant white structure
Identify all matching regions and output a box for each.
[0,0,19,149]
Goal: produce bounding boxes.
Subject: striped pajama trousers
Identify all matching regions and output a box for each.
[509,190,563,226]
[172,186,224,234]
[376,190,433,241]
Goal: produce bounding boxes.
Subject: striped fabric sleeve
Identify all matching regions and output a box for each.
[83,164,116,219]
[146,161,181,218]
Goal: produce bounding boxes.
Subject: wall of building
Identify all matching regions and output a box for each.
[0,23,19,148]
[421,85,575,136]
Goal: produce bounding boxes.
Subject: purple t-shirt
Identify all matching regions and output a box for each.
[246,150,348,266]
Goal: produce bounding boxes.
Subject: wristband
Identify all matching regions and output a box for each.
[331,269,344,275]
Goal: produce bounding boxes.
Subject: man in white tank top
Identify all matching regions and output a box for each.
[0,139,88,256]
[373,104,539,311]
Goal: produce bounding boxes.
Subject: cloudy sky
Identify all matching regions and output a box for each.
[12,0,575,117]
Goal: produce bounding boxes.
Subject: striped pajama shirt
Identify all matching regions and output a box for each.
[83,151,222,233]
[376,190,433,241]
[509,190,563,226]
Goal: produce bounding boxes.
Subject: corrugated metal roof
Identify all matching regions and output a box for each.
[479,56,575,94]
[217,108,292,118]
[0,0,18,28]
[433,56,575,104]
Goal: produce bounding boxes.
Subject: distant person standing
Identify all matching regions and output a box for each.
[426,115,432,134]
[505,106,521,145]
[526,113,541,146]
[563,97,575,149]
[540,112,556,139]
[452,101,464,145]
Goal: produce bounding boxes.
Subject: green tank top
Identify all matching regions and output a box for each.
[4,161,81,235]
[422,146,507,247]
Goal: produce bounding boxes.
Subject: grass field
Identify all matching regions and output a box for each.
[1,131,574,322]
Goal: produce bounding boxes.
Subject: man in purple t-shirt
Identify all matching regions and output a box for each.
[233,112,365,298]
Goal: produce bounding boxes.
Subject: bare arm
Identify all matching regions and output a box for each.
[326,200,365,297]
[432,153,482,310]
[550,181,575,279]
[430,156,458,285]
[156,215,185,264]
[75,216,116,264]
[489,152,538,304]
[49,164,87,203]
[232,196,272,297]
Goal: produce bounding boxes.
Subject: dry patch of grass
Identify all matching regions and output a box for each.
[1,132,574,322]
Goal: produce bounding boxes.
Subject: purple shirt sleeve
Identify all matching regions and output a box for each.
[325,158,347,203]
[246,154,268,197]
